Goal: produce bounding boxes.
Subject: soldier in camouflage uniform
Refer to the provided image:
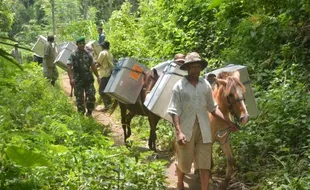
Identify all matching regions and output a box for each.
[67,36,100,116]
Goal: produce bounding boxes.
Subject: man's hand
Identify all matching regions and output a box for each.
[229,122,239,132]
[177,132,187,146]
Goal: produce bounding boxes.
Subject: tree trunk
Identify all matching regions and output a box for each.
[84,0,88,20]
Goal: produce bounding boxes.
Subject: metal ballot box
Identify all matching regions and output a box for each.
[151,60,172,77]
[205,64,259,118]
[56,42,68,52]
[54,42,77,71]
[31,35,47,57]
[104,57,149,104]
[85,40,102,59]
[144,62,187,123]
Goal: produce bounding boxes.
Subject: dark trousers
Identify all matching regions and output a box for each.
[99,76,112,108]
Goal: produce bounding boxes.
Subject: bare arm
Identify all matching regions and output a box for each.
[67,64,75,87]
[91,62,100,84]
[171,114,187,146]
[211,108,238,130]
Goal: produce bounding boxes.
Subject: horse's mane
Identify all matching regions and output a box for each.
[216,72,245,97]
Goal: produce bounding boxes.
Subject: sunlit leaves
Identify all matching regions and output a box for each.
[208,0,223,10]
[5,146,50,167]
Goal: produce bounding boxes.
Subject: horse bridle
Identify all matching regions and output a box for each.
[216,94,245,144]
[227,95,245,125]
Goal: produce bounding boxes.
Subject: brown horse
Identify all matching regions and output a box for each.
[208,71,249,189]
[111,68,161,151]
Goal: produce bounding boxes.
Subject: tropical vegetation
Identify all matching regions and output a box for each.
[1,0,309,189]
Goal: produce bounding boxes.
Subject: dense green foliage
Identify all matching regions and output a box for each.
[0,63,166,189]
[1,0,310,189]
[104,0,310,189]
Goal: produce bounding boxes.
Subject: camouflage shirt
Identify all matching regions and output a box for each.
[67,50,94,84]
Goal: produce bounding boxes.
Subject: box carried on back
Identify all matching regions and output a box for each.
[205,64,259,118]
[144,62,187,123]
[85,40,102,59]
[104,57,149,104]
[31,35,47,57]
[151,60,172,77]
[56,42,68,52]
[54,42,77,71]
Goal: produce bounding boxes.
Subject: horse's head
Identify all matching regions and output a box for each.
[142,69,160,101]
[213,71,249,125]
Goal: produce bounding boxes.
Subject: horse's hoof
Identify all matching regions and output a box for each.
[125,140,133,148]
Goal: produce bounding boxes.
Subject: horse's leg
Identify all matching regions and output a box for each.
[126,112,135,139]
[147,113,160,151]
[219,141,234,190]
[119,103,130,143]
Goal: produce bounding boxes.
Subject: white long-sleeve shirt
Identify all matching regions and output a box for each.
[167,77,217,143]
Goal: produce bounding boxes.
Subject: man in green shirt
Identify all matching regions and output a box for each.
[67,36,100,116]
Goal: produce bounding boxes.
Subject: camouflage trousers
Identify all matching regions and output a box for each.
[74,82,96,114]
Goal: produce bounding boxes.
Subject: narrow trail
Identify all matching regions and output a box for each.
[60,73,220,190]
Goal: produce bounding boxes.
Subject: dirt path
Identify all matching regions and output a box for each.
[60,73,219,190]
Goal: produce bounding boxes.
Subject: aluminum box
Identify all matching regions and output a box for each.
[31,35,47,57]
[85,40,102,59]
[151,60,172,76]
[56,42,68,52]
[104,57,149,104]
[144,62,187,123]
[54,42,77,71]
[205,64,259,118]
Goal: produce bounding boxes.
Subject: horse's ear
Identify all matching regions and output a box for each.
[216,78,227,86]
[232,71,240,79]
[152,68,158,78]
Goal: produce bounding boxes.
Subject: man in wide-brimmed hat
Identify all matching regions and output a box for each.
[174,53,185,66]
[168,52,237,190]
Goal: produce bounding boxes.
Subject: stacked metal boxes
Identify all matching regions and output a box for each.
[144,61,187,123]
[104,57,149,104]
[151,60,172,76]
[54,42,77,71]
[85,40,102,59]
[205,64,259,118]
[31,35,48,57]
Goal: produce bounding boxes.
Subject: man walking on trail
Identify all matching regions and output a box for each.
[11,43,23,64]
[43,35,59,86]
[67,36,100,116]
[97,41,113,112]
[97,27,105,46]
[167,52,237,190]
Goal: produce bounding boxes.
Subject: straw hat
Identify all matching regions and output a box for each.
[179,52,208,70]
[174,53,185,65]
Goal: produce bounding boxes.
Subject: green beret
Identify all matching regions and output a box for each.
[76,36,85,43]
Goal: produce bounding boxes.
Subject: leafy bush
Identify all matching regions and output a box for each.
[0,62,166,189]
